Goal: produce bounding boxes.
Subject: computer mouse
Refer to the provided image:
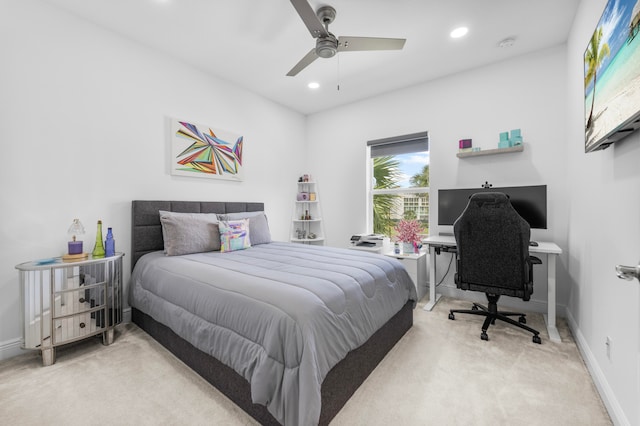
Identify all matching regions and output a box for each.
[529,241,539,247]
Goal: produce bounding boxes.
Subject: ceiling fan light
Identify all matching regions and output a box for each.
[316,38,337,58]
[317,47,336,58]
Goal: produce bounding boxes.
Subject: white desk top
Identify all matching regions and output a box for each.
[423,235,562,255]
[348,244,427,258]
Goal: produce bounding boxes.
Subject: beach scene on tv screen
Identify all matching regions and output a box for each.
[585,0,640,151]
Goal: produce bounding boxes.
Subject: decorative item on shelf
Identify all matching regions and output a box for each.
[510,128,523,146]
[297,192,309,201]
[458,139,472,149]
[498,131,511,149]
[105,227,115,257]
[458,138,473,153]
[308,232,317,239]
[309,192,316,201]
[394,219,424,254]
[296,228,307,239]
[62,219,88,262]
[92,220,105,258]
[305,210,311,220]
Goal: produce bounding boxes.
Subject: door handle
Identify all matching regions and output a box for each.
[615,260,640,282]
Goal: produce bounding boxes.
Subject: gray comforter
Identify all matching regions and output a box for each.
[129,242,416,425]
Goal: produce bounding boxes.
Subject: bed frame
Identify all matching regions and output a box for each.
[130,200,413,425]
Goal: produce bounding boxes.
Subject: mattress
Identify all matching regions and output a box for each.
[129,242,416,425]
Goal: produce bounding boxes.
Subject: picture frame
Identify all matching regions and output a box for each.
[170,118,244,181]
[584,0,640,152]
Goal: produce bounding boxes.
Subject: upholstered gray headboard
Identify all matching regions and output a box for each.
[131,200,264,270]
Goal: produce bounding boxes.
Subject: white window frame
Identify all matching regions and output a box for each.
[365,132,430,234]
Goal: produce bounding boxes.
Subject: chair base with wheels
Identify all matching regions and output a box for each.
[448,294,542,344]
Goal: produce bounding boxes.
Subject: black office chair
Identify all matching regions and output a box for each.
[448,192,542,344]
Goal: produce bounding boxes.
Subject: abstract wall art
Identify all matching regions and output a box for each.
[170,118,244,181]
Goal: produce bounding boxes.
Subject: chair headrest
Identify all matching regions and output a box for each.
[468,192,510,207]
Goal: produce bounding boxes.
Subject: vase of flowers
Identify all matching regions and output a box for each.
[395,219,423,254]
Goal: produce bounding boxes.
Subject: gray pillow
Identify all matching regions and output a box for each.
[159,211,220,256]
[218,211,272,245]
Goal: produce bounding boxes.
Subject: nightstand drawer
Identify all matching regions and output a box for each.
[53,285,105,317]
[53,310,105,344]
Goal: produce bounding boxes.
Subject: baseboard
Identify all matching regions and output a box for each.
[0,308,133,363]
[565,310,629,426]
[123,307,132,324]
[0,337,25,361]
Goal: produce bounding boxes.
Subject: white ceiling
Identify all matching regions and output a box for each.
[40,0,580,115]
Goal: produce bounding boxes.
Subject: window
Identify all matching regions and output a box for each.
[366,132,429,240]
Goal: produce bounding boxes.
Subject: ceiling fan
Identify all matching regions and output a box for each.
[287,0,406,76]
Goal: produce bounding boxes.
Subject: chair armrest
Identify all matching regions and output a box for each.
[523,256,542,301]
[530,255,542,265]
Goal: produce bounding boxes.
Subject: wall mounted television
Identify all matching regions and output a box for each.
[584,0,640,152]
[438,185,547,229]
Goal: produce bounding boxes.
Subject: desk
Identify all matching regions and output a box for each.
[422,235,563,343]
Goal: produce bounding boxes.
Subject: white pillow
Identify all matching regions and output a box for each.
[218,211,272,245]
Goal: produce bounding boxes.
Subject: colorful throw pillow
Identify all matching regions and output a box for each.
[219,219,251,252]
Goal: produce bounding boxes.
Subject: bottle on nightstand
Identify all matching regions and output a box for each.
[92,220,105,258]
[105,228,115,257]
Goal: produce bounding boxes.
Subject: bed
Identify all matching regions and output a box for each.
[129,200,416,425]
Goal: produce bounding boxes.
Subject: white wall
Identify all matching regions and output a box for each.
[307,46,570,314]
[566,1,640,425]
[0,1,306,358]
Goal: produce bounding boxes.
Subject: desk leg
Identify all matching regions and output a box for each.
[423,246,442,311]
[543,253,561,343]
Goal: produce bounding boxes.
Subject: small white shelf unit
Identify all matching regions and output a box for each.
[291,181,325,245]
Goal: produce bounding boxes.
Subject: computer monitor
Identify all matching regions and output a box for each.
[438,185,547,229]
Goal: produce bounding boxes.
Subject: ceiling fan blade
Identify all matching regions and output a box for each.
[338,36,406,52]
[287,48,319,76]
[289,0,328,39]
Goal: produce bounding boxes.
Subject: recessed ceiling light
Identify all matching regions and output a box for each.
[308,82,320,89]
[450,27,468,39]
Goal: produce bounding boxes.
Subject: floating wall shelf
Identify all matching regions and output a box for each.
[457,145,524,158]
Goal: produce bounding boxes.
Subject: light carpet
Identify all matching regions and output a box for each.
[0,296,611,426]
